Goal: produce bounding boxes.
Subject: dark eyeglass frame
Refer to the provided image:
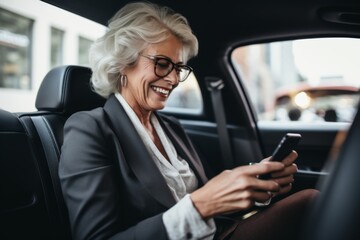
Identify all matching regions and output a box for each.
[140,54,193,82]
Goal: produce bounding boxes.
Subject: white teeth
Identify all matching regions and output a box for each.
[151,86,169,95]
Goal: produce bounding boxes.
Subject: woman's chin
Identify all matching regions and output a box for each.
[148,102,166,111]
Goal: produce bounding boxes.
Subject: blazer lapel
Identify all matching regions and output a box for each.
[156,114,208,185]
[103,95,176,208]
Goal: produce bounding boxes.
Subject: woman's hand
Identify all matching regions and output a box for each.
[260,150,298,197]
[190,161,285,219]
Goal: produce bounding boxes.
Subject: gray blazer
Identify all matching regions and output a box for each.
[59,94,209,240]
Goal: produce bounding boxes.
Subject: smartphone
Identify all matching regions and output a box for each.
[269,133,302,162]
[260,133,301,179]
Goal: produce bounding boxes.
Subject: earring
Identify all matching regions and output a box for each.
[120,75,128,88]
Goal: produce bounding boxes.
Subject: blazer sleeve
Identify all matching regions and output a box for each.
[58,111,167,240]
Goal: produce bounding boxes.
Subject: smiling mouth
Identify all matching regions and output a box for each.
[151,86,170,97]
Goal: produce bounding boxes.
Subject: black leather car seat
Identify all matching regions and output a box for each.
[0,109,56,239]
[17,65,105,239]
[302,102,360,240]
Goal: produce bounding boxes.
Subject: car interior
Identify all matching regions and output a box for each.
[1,0,360,239]
[0,65,106,239]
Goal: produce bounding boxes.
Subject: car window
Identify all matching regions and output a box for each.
[0,7,32,91]
[163,73,203,114]
[0,0,106,112]
[231,38,360,123]
[0,0,203,114]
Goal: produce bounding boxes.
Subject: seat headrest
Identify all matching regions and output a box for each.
[35,65,106,116]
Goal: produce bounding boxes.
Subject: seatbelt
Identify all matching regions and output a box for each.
[31,116,71,239]
[205,76,234,169]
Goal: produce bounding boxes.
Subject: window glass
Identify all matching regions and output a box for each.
[0,8,32,90]
[50,27,64,68]
[0,0,202,114]
[0,0,106,112]
[164,73,203,114]
[78,36,92,66]
[232,38,360,123]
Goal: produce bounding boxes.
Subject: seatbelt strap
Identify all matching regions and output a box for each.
[31,116,71,238]
[205,76,234,169]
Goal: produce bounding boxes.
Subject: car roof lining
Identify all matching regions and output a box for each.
[40,0,360,63]
[41,0,360,37]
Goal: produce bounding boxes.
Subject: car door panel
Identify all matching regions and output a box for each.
[257,121,349,190]
[180,120,262,178]
[178,118,347,191]
[258,121,349,171]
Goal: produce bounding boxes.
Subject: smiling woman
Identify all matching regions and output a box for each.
[57,2,318,240]
[4,0,360,239]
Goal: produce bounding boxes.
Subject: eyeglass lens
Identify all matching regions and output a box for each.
[155,58,190,82]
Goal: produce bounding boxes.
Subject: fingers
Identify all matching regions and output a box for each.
[260,150,297,165]
[260,156,272,163]
[233,161,285,177]
[191,159,295,218]
[244,175,281,192]
[272,183,293,197]
[226,189,273,207]
[270,173,295,197]
[271,163,298,178]
[281,150,298,166]
[259,151,298,180]
[271,175,294,186]
[252,190,273,203]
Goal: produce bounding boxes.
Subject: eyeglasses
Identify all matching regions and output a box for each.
[140,55,193,82]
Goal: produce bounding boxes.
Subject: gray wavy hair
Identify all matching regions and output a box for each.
[89,1,199,98]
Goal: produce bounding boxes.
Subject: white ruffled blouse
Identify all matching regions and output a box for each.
[115,93,216,240]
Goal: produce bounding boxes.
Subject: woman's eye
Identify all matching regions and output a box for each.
[156,59,171,69]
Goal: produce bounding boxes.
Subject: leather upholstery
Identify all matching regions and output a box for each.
[303,102,360,239]
[0,109,56,239]
[35,65,105,116]
[0,65,104,239]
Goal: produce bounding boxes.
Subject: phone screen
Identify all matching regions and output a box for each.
[270,133,302,162]
[259,133,301,179]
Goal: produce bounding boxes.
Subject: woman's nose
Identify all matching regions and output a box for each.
[165,69,179,84]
